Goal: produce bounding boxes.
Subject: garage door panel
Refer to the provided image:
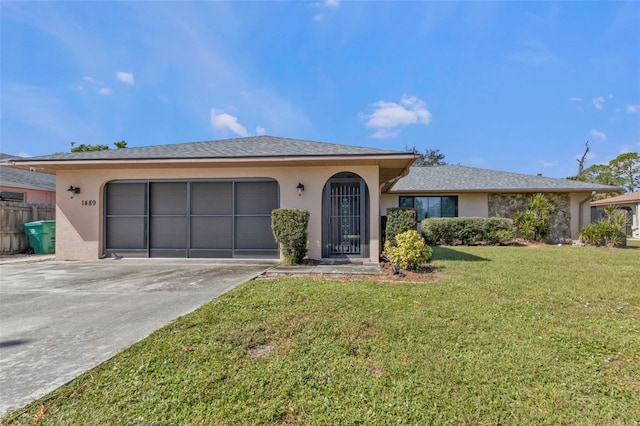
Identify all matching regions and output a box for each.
[189,249,233,258]
[150,249,188,258]
[150,217,187,249]
[151,182,187,215]
[190,217,232,249]
[191,182,232,215]
[235,181,279,214]
[106,217,147,249]
[106,183,146,216]
[235,216,278,250]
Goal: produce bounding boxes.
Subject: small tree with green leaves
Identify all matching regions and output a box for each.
[271,208,309,264]
[514,193,554,242]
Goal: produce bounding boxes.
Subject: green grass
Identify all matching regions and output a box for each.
[4,244,640,425]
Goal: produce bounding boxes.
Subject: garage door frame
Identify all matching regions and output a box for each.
[104,178,279,259]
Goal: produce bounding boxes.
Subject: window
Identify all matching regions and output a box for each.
[0,191,25,202]
[399,196,458,220]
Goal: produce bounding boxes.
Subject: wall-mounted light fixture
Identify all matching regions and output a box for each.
[296,182,305,196]
[67,185,81,198]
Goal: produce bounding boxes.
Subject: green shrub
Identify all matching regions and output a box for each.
[421,217,515,246]
[383,229,432,270]
[385,208,417,246]
[514,193,554,242]
[580,205,627,247]
[271,208,310,264]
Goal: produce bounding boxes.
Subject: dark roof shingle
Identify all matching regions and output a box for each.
[10,136,407,162]
[0,154,56,191]
[391,165,621,193]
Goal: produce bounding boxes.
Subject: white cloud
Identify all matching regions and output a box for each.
[312,0,339,21]
[592,96,605,110]
[116,72,135,85]
[590,129,607,142]
[82,76,94,82]
[210,108,249,137]
[608,93,614,99]
[618,141,640,153]
[364,95,432,139]
[324,0,340,8]
[256,126,266,136]
[17,152,31,158]
[98,87,113,95]
[569,97,582,102]
[626,104,640,113]
[538,160,558,168]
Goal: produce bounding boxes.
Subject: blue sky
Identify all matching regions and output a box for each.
[1,0,638,178]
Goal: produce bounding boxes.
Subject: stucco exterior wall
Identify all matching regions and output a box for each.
[55,165,380,262]
[571,192,595,239]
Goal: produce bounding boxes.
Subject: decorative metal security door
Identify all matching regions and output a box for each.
[325,178,366,257]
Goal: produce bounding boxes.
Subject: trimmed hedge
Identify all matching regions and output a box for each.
[421,217,515,246]
[271,208,310,264]
[385,208,417,246]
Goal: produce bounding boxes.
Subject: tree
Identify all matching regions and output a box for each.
[608,152,640,193]
[70,140,128,152]
[569,147,638,195]
[580,164,624,187]
[404,145,446,167]
[576,141,590,178]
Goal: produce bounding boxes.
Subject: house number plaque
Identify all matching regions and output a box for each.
[81,200,97,206]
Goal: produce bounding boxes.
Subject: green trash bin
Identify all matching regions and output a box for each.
[23,220,56,254]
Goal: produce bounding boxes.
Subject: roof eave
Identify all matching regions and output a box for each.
[3,153,417,174]
[388,187,622,194]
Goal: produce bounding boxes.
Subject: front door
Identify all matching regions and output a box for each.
[323,176,367,258]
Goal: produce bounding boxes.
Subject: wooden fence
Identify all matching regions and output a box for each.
[0,202,56,254]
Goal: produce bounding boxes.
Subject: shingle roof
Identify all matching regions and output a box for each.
[9,136,407,162]
[0,154,56,191]
[591,192,640,206]
[390,165,621,193]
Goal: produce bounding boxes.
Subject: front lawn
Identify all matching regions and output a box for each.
[5,244,639,425]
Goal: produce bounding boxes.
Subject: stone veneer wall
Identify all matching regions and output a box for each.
[488,193,572,243]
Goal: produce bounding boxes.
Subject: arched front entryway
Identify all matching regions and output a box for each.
[322,172,369,259]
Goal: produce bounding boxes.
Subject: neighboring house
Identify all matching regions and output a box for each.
[590,192,640,239]
[0,153,56,204]
[2,136,619,261]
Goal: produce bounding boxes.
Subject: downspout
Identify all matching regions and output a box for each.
[578,191,596,231]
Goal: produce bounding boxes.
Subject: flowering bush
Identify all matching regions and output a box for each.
[383,229,432,270]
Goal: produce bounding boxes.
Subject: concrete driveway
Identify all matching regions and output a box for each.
[0,258,276,415]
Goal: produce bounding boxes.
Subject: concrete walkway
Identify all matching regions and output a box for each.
[0,258,276,415]
[269,262,381,275]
